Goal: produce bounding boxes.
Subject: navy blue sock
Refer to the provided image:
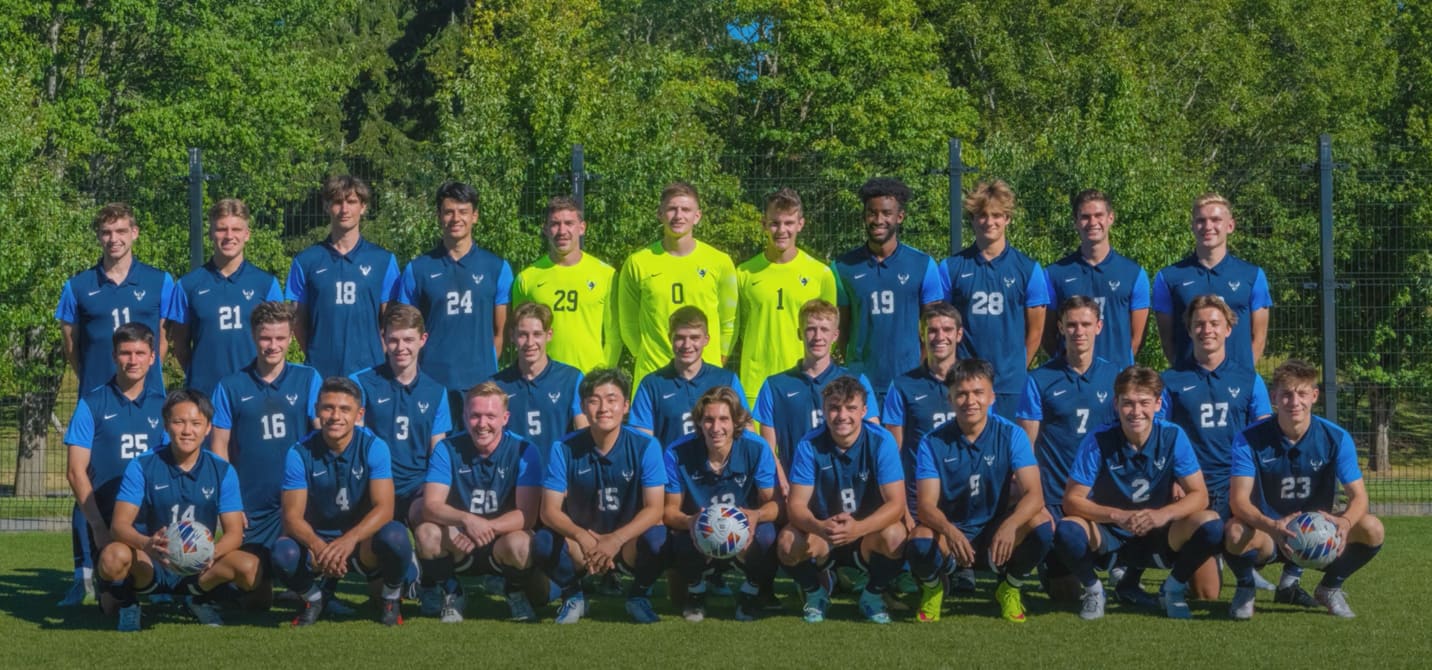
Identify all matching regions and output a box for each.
[270,537,314,595]
[371,521,414,590]
[1053,520,1098,587]
[1005,521,1055,583]
[627,525,668,596]
[107,577,136,606]
[1319,543,1381,590]
[671,531,707,588]
[738,522,778,588]
[865,550,903,595]
[419,554,453,588]
[784,558,821,593]
[532,529,579,597]
[905,536,944,584]
[404,550,420,585]
[1171,519,1224,584]
[1118,565,1146,589]
[1226,549,1259,588]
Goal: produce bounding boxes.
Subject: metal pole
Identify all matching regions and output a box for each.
[571,144,586,213]
[948,138,963,256]
[1318,134,1338,422]
[187,148,204,271]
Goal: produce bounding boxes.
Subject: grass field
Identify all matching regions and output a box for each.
[3,520,1430,668]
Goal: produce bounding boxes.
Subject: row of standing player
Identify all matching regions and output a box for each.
[51,173,1340,622]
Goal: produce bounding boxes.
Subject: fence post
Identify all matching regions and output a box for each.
[186,148,205,271]
[1318,134,1338,422]
[570,144,586,212]
[947,138,968,256]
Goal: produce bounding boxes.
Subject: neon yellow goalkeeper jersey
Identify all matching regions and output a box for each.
[511,253,620,372]
[617,240,738,388]
[735,250,837,404]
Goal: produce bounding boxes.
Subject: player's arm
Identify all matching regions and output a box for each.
[1016,419,1040,450]
[280,486,323,554]
[616,258,641,356]
[66,445,106,544]
[344,476,395,546]
[608,483,664,546]
[1228,475,1280,536]
[285,260,310,353]
[1150,272,1177,364]
[493,262,513,354]
[209,386,233,460]
[1024,306,1046,366]
[850,479,907,538]
[785,483,823,536]
[59,322,81,377]
[540,488,586,541]
[717,256,739,362]
[1250,308,1269,364]
[915,477,957,540]
[214,510,246,560]
[167,319,192,372]
[1062,482,1133,525]
[1154,312,1177,364]
[1005,464,1045,529]
[749,486,777,525]
[109,501,151,552]
[1127,269,1151,357]
[663,492,693,531]
[1164,469,1210,521]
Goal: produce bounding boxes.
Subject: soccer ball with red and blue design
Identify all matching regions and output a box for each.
[692,504,752,560]
[165,519,215,576]
[1282,512,1341,570]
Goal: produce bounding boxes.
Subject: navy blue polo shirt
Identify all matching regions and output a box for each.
[941,244,1050,396]
[1231,416,1362,518]
[350,364,453,498]
[1044,250,1150,368]
[425,431,542,516]
[752,364,878,470]
[1159,360,1271,495]
[832,244,943,394]
[285,237,399,378]
[628,361,746,448]
[171,260,284,394]
[1151,253,1272,367]
[116,447,243,533]
[55,260,177,393]
[282,427,394,534]
[63,380,169,515]
[394,244,513,392]
[664,430,777,514]
[914,414,1038,537]
[1069,419,1202,510]
[543,426,665,533]
[1016,356,1121,505]
[490,360,584,451]
[788,423,903,521]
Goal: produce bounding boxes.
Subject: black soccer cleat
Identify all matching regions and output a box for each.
[291,597,324,627]
[1274,582,1318,608]
[381,597,404,627]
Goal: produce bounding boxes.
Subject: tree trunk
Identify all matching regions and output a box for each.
[1367,384,1393,477]
[13,326,64,497]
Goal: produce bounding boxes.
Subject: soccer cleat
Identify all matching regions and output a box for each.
[291,597,324,627]
[706,573,732,598]
[625,596,660,624]
[1161,577,1191,619]
[1274,582,1318,608]
[417,585,443,617]
[1107,565,1126,591]
[1230,586,1257,621]
[995,581,1026,624]
[802,588,830,624]
[916,577,944,623]
[1079,586,1106,621]
[1314,586,1356,619]
[1251,568,1276,591]
[185,596,224,627]
[58,579,95,607]
[380,598,403,627]
[953,567,977,593]
[554,593,586,624]
[505,592,535,623]
[894,571,919,595]
[116,603,142,632]
[682,591,706,623]
[734,591,760,622]
[858,589,891,625]
[481,575,506,594]
[440,592,466,624]
[1113,583,1159,609]
[324,597,356,617]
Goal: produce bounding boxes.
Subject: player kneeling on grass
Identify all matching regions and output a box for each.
[100,389,257,631]
[778,376,907,624]
[906,359,1054,623]
[664,386,779,622]
[1223,360,1384,620]
[414,382,543,623]
[273,377,414,627]
[531,368,668,624]
[1052,366,1223,620]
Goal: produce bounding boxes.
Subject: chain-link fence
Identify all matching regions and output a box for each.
[5,137,1429,527]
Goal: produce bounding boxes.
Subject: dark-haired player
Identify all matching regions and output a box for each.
[490,302,587,451]
[629,306,745,448]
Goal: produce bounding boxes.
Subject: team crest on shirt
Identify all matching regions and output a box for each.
[1228,387,1241,398]
[587,280,596,291]
[622,469,635,482]
[359,265,372,277]
[1003,277,1017,288]
[1310,459,1326,470]
[983,455,996,466]
[549,392,562,404]
[418,401,430,414]
[473,274,485,285]
[286,394,299,406]
[734,473,747,486]
[857,470,869,482]
[243,289,256,301]
[497,466,508,480]
[1097,391,1109,404]
[1108,280,1121,291]
[897,273,910,285]
[1154,457,1167,470]
[698,268,707,278]
[133,289,147,302]
[800,276,809,286]
[352,464,365,478]
[201,486,215,500]
[147,417,159,428]
[1228,281,1242,292]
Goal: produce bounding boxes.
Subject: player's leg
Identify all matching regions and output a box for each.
[173,547,259,626]
[778,526,832,623]
[616,524,668,623]
[1224,517,1277,619]
[413,521,453,617]
[856,521,908,624]
[492,530,539,622]
[1052,516,1110,619]
[59,504,96,607]
[1162,509,1224,619]
[1315,513,1384,618]
[354,520,414,626]
[904,525,954,622]
[1186,490,1231,600]
[991,511,1055,623]
[669,526,713,622]
[732,521,777,621]
[397,491,424,598]
[529,528,586,623]
[270,536,328,625]
[96,543,155,631]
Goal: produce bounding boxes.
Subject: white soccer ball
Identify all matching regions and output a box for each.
[691,503,752,561]
[1282,512,1341,570]
[164,519,216,576]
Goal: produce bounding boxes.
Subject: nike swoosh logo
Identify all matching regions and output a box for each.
[315,268,328,274]
[458,468,472,474]
[430,272,443,279]
[1180,280,1194,286]
[662,393,676,400]
[377,398,391,404]
[577,468,593,475]
[944,457,959,463]
[87,290,103,296]
[648,272,662,278]
[1183,385,1196,392]
[153,484,169,490]
[198,289,211,295]
[535,282,547,288]
[240,396,254,402]
[1260,457,1278,464]
[853,273,867,279]
[1110,465,1124,471]
[313,470,328,476]
[959,272,974,279]
[1052,390,1067,397]
[914,395,928,401]
[820,465,834,471]
[103,413,119,420]
[786,391,799,397]
[1063,277,1078,283]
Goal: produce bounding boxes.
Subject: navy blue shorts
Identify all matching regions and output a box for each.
[455,544,500,577]
[1097,524,1174,569]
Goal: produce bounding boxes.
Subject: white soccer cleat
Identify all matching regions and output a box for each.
[1315,586,1356,619]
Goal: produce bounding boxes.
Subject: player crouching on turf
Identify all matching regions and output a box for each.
[100,389,257,631]
[1052,366,1223,620]
[664,386,779,622]
[273,377,414,627]
[1223,360,1384,620]
[778,376,907,624]
[906,359,1054,623]
[531,368,668,624]
[414,382,543,623]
